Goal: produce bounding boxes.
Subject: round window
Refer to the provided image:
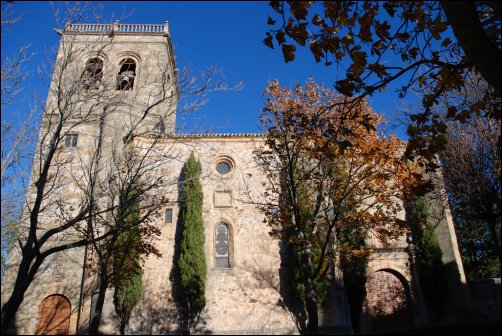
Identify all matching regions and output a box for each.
[216,161,231,175]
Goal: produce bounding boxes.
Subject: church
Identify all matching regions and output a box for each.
[1,21,472,335]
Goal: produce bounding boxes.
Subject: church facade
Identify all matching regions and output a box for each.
[1,22,469,335]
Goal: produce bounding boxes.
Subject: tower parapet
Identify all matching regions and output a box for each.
[49,20,178,139]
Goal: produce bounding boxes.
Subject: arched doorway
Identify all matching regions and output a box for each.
[35,294,71,335]
[365,269,413,332]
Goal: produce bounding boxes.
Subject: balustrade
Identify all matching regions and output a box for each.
[65,22,168,34]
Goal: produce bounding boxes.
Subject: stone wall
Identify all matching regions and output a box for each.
[124,135,298,335]
[3,134,430,335]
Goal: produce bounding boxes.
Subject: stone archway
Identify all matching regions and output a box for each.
[35,294,71,335]
[365,269,413,332]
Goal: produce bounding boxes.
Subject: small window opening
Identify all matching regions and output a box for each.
[81,58,103,90]
[116,58,136,90]
[65,134,78,148]
[165,208,173,223]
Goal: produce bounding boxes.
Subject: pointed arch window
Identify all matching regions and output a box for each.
[215,223,231,268]
[116,58,136,90]
[81,58,103,90]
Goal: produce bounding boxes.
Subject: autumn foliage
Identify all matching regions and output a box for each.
[264,1,501,166]
[255,79,423,333]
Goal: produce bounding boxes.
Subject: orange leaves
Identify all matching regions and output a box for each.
[429,15,448,40]
[264,0,500,135]
[312,13,325,26]
[349,50,368,75]
[276,30,286,45]
[374,20,391,41]
[290,1,312,21]
[258,78,423,245]
[263,32,274,49]
[281,44,297,63]
[334,78,356,96]
[269,0,283,15]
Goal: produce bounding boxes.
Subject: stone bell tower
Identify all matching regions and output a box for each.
[0,21,179,335]
[55,20,179,138]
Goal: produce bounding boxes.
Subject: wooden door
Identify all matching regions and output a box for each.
[35,295,71,335]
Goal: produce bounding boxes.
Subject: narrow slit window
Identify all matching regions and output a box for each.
[65,134,78,148]
[81,58,103,90]
[215,223,230,268]
[165,208,173,223]
[116,58,136,90]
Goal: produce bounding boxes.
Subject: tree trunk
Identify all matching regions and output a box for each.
[1,249,43,334]
[119,320,126,336]
[301,248,319,335]
[89,268,109,334]
[1,285,27,335]
[487,215,501,263]
[441,1,502,96]
[1,252,43,334]
[305,290,319,335]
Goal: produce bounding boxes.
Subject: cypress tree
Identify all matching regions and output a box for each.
[178,152,207,323]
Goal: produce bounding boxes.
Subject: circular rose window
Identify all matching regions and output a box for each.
[216,161,231,174]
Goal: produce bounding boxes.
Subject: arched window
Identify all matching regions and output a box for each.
[35,294,71,335]
[81,58,103,90]
[116,58,136,90]
[215,223,231,268]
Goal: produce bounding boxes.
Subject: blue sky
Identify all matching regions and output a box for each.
[2,1,422,138]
